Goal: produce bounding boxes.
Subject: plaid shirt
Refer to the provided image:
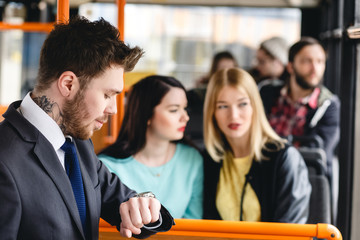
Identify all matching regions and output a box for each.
[268,87,320,139]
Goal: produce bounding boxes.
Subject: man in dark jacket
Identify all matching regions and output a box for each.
[0,16,174,239]
[259,37,340,186]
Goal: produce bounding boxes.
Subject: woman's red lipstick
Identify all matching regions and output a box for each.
[228,123,240,130]
[178,126,186,132]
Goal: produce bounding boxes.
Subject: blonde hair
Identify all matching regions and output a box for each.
[203,68,286,162]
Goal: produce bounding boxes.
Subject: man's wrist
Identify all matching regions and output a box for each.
[133,191,156,198]
[143,213,162,230]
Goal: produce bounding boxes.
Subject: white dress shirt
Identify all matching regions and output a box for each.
[19,92,163,228]
[19,92,66,169]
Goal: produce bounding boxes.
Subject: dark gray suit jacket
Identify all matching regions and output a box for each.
[0,101,174,240]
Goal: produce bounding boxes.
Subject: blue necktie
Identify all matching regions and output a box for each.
[61,139,87,233]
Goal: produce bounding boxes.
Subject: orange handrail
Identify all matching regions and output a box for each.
[108,0,127,144]
[99,218,342,240]
[57,0,69,23]
[0,22,53,32]
[0,105,7,122]
[102,0,127,145]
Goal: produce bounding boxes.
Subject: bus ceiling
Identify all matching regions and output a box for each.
[44,0,323,8]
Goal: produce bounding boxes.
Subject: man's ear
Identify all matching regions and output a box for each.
[286,62,294,75]
[58,71,79,98]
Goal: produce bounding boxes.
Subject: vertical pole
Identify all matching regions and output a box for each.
[111,0,126,140]
[117,0,126,41]
[57,0,69,23]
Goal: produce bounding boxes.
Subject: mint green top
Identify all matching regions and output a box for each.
[98,143,203,219]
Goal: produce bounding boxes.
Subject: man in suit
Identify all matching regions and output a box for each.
[0,16,174,239]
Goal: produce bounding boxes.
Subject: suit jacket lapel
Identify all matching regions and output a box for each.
[33,137,85,239]
[5,101,86,238]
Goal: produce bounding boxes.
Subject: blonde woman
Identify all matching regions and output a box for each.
[203,68,311,223]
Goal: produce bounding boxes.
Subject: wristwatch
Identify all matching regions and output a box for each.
[133,191,156,198]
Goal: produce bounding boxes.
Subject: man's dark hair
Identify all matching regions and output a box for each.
[100,75,186,158]
[35,16,144,92]
[209,51,238,77]
[288,37,325,63]
[197,51,238,86]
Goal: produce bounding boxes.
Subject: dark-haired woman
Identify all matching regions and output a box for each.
[98,75,203,219]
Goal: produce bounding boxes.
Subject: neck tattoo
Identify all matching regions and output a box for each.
[32,95,65,132]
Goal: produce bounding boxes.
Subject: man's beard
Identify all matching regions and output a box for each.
[62,91,92,140]
[294,68,321,90]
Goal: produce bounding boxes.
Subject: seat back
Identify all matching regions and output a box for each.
[307,174,332,224]
[291,135,324,148]
[298,147,331,224]
[298,147,327,175]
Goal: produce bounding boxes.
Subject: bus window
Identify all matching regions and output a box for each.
[79,3,301,89]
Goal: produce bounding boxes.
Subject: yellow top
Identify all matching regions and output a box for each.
[216,152,261,221]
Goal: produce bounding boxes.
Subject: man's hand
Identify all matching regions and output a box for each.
[119,196,161,238]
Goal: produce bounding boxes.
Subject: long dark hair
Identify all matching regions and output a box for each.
[100,75,187,158]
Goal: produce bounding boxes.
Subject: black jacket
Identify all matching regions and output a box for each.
[203,144,311,223]
[260,83,340,178]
